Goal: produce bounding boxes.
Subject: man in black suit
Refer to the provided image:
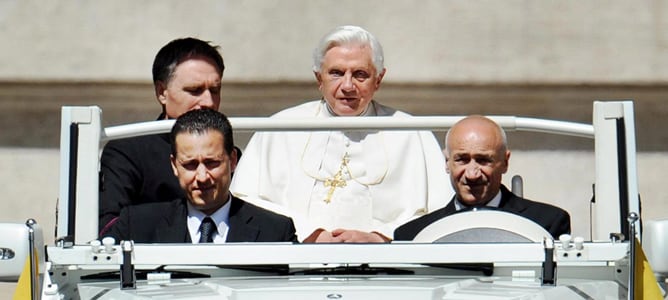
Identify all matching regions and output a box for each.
[99,37,238,236]
[394,115,570,241]
[105,109,297,243]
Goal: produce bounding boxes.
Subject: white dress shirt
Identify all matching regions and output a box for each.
[186,195,232,244]
[454,191,502,211]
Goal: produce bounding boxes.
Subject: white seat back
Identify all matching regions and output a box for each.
[413,210,552,243]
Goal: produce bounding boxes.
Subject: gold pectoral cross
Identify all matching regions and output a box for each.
[323,153,349,204]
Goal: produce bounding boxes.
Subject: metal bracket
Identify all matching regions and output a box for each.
[120,240,136,290]
[541,238,556,286]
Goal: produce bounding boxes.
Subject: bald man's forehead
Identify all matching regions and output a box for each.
[450,131,497,148]
[459,116,499,131]
[446,120,506,154]
[449,120,499,140]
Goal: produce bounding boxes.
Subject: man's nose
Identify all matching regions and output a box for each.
[464,164,482,179]
[195,163,209,182]
[340,74,355,92]
[198,90,215,108]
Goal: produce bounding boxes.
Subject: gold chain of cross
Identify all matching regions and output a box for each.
[323,153,350,204]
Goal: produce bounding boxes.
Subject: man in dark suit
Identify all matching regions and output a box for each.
[99,37,242,236]
[394,115,570,241]
[105,108,297,243]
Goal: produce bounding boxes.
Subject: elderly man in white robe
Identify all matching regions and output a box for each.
[230,25,452,242]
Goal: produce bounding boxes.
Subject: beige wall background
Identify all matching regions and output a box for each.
[1,1,668,83]
[0,0,668,253]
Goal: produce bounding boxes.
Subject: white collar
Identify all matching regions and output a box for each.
[454,190,502,211]
[186,195,232,243]
[322,100,376,117]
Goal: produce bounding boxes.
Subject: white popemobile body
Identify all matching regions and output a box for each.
[2,100,667,299]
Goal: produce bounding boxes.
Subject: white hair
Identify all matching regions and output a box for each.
[312,25,384,74]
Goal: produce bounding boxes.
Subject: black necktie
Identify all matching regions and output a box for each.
[198,217,216,243]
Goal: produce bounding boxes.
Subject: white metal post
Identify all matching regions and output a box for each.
[592,101,640,241]
[57,106,101,244]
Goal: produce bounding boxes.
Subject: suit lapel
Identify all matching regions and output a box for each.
[422,197,456,225]
[443,197,457,215]
[226,197,260,242]
[498,185,528,214]
[154,200,191,243]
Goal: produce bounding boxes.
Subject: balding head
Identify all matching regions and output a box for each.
[444,115,510,206]
[445,115,507,157]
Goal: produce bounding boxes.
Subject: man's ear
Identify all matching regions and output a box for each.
[170,154,178,177]
[443,149,450,174]
[230,148,238,172]
[155,81,168,106]
[501,150,511,174]
[375,68,386,89]
[314,71,323,90]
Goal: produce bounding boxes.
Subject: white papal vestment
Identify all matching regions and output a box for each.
[230,100,453,240]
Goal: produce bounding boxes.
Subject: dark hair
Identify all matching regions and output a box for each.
[170,108,234,156]
[152,37,225,85]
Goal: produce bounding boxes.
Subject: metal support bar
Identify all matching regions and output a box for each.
[627,212,639,300]
[616,119,630,239]
[66,123,78,245]
[102,116,595,141]
[26,219,38,300]
[542,238,556,286]
[120,240,136,290]
[57,106,101,244]
[592,101,640,241]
